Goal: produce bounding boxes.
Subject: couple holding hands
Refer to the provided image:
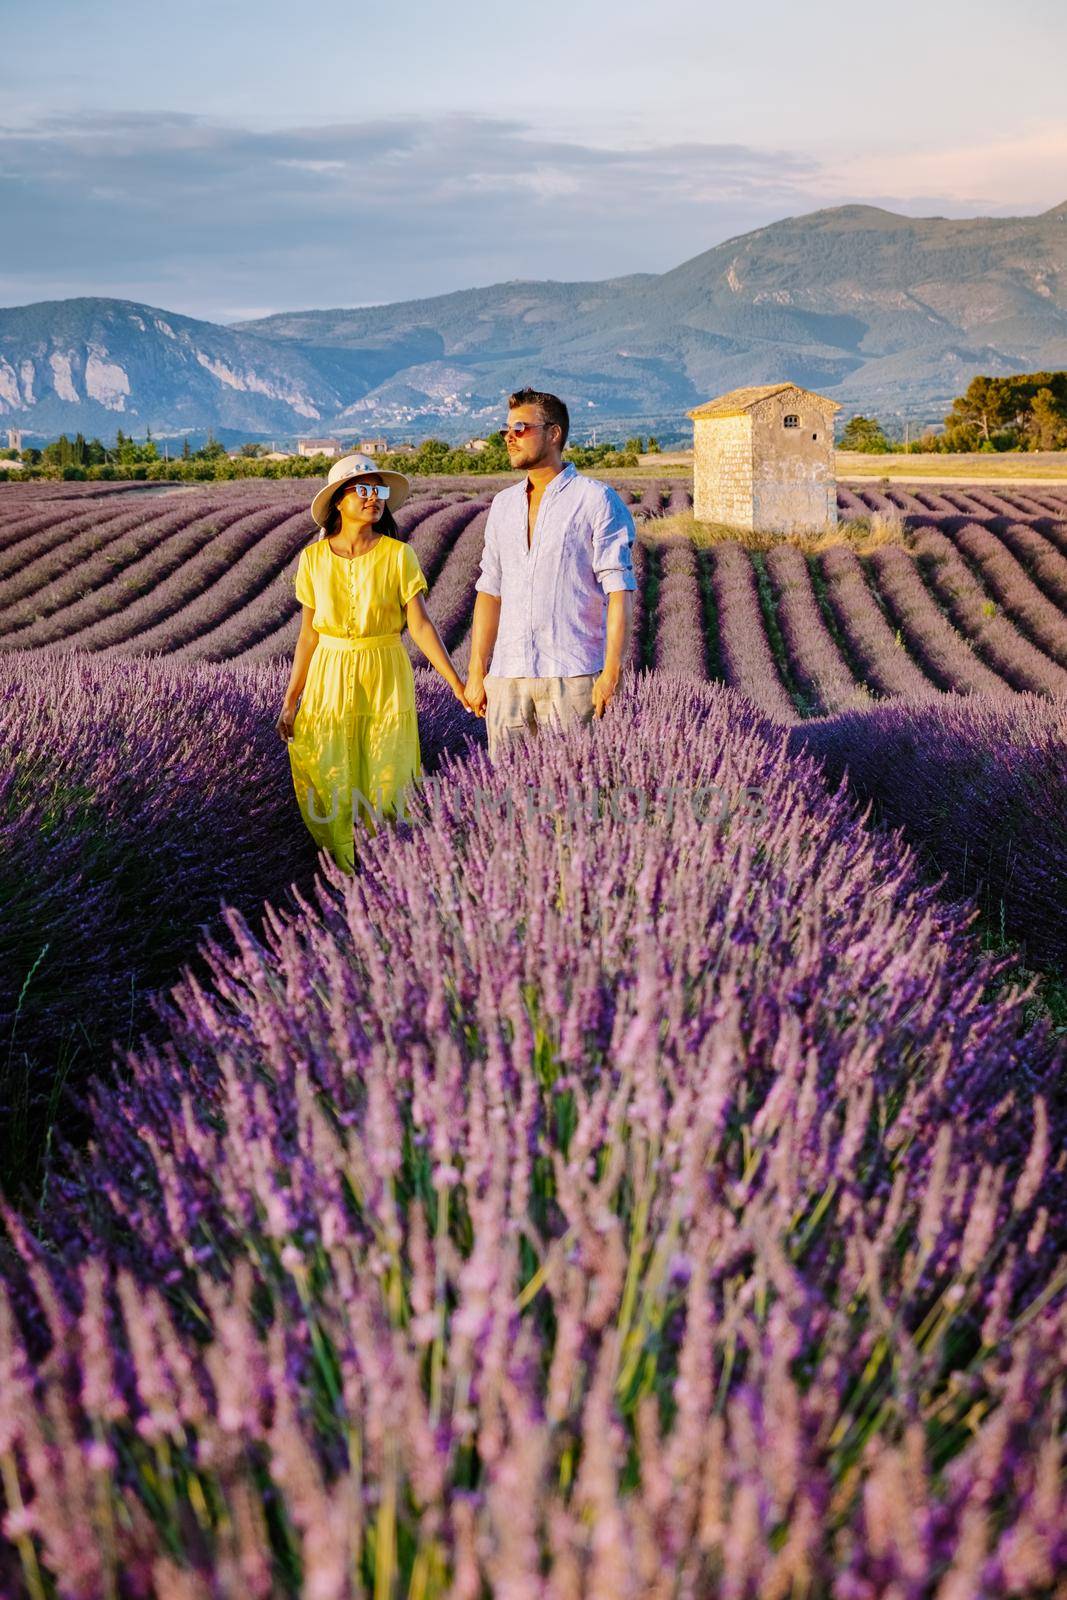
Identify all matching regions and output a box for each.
[278,386,638,871]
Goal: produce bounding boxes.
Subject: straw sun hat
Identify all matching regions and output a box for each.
[310,453,412,528]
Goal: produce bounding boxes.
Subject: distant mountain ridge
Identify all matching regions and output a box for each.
[3,202,1066,440]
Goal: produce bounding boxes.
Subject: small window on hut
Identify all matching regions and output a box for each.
[783,414,799,429]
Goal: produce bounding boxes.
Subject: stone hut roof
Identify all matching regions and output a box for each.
[687,384,842,420]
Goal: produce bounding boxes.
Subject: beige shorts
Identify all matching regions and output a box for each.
[484,673,597,764]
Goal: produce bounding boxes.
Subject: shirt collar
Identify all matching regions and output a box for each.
[525,461,576,497]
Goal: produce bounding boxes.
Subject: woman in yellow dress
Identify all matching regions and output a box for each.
[276,453,472,872]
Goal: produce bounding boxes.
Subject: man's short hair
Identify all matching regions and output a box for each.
[508,387,570,449]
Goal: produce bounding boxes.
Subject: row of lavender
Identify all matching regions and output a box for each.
[2,662,1065,1595]
[644,535,1067,967]
[638,524,1067,717]
[3,639,1063,1196]
[6,473,1067,527]
[3,483,1067,721]
[4,471,1067,517]
[840,482,1067,521]
[0,486,475,658]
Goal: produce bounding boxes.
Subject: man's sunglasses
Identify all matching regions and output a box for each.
[340,481,390,500]
[499,421,547,438]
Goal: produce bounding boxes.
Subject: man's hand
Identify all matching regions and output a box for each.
[592,666,620,718]
[464,669,488,717]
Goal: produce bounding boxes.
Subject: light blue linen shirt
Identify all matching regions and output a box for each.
[474,463,637,677]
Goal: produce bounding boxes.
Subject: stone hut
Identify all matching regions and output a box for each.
[688,383,840,533]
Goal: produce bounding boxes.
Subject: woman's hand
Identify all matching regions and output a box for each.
[450,679,476,714]
[276,702,298,743]
[463,668,487,717]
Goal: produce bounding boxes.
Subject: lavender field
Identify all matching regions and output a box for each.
[3,476,1067,702]
[1,478,1066,1597]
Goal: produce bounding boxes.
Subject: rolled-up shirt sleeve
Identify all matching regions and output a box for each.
[591,491,637,593]
[474,503,503,597]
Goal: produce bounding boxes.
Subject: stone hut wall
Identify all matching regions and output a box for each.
[692,414,753,528]
[749,390,838,532]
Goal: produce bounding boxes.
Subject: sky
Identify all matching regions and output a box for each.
[2,0,1065,323]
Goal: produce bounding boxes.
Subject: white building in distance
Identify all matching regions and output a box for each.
[296,437,342,458]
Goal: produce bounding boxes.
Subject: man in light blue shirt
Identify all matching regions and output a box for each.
[463,387,637,763]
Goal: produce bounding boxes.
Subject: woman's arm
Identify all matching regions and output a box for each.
[276,606,319,742]
[405,594,470,705]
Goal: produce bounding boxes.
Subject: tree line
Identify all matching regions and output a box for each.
[1,429,663,483]
[14,374,1065,479]
[841,371,1067,454]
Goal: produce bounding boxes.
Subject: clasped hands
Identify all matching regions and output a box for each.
[457,667,620,719]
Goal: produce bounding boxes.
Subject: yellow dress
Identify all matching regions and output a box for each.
[289,533,428,872]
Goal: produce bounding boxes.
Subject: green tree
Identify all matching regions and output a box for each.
[939,372,1067,450]
[1026,388,1067,451]
[181,437,191,460]
[646,436,661,454]
[943,376,1019,446]
[196,433,227,462]
[42,435,85,468]
[471,433,509,472]
[624,436,645,455]
[840,415,890,453]
[413,438,452,470]
[115,433,157,465]
[910,430,948,454]
[564,441,621,470]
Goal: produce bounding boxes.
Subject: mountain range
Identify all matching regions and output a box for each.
[3,201,1066,442]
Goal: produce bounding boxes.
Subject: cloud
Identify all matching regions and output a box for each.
[0,111,827,317]
[830,121,1067,212]
[0,110,1060,321]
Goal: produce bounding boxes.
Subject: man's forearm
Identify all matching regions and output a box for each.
[603,590,632,676]
[468,592,501,674]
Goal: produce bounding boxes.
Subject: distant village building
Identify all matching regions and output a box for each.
[357,436,389,455]
[688,384,840,533]
[7,429,22,452]
[465,438,491,453]
[296,437,342,459]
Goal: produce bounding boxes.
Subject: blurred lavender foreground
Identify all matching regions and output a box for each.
[0,652,475,1203]
[2,673,1066,1595]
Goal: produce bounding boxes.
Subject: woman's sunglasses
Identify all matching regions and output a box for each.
[340,481,390,500]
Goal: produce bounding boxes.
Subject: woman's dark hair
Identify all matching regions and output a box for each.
[323,489,400,541]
